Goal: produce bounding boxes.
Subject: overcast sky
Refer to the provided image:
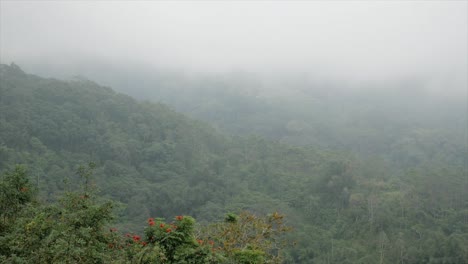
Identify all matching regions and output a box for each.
[0,1,466,89]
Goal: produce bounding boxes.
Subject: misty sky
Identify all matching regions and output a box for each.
[0,1,466,89]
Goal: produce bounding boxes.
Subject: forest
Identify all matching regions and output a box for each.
[1,63,467,263]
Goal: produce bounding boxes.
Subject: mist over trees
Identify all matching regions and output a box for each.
[1,63,466,263]
[1,1,467,263]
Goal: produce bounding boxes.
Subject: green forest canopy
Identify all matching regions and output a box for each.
[0,64,467,263]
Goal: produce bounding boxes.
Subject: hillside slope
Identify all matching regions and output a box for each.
[1,64,466,263]
[0,63,331,227]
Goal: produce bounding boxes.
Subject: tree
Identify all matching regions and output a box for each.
[0,163,121,263]
[0,165,34,230]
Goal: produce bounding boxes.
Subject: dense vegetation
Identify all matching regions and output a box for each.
[0,164,290,263]
[52,63,465,168]
[1,64,467,263]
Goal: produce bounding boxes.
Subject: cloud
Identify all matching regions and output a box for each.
[1,1,466,87]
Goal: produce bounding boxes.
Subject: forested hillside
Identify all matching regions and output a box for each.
[40,63,465,172]
[1,64,467,263]
[82,66,465,170]
[0,64,331,223]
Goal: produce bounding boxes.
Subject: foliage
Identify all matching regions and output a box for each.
[198,212,291,263]
[0,164,121,263]
[0,165,35,230]
[0,64,467,263]
[0,166,291,263]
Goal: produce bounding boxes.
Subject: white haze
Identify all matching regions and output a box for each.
[0,1,466,94]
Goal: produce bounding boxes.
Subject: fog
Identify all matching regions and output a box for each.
[0,1,467,95]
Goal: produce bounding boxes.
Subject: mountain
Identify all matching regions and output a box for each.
[0,63,335,243]
[0,63,466,263]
